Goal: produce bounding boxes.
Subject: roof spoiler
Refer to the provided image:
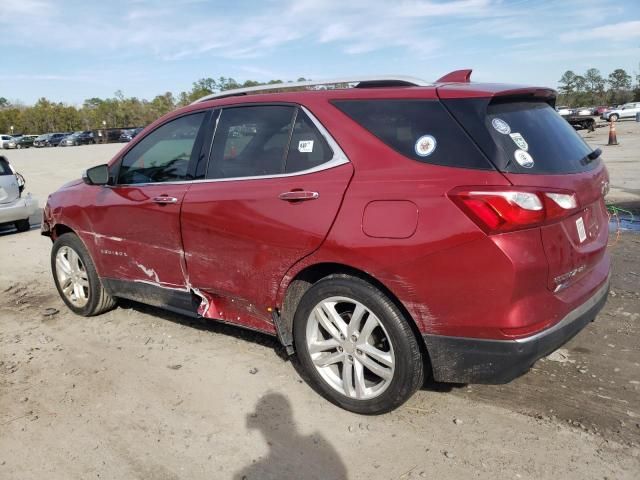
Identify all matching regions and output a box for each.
[436,69,472,83]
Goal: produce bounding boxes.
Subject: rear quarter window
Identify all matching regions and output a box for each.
[332,100,492,170]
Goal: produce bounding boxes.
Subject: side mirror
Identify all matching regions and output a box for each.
[83,164,110,185]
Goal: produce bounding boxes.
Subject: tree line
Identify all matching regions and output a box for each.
[0,77,307,135]
[1,68,639,134]
[557,67,640,107]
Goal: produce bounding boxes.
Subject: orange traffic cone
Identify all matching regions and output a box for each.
[607,118,618,146]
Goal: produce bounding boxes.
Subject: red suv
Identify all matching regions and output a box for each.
[42,71,611,414]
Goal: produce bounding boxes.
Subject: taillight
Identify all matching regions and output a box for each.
[449,187,579,234]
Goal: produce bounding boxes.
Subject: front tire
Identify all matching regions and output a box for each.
[293,275,424,414]
[51,233,116,316]
[14,218,30,232]
[609,114,619,122]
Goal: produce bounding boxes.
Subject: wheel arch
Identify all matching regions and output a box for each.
[50,223,76,241]
[280,262,432,371]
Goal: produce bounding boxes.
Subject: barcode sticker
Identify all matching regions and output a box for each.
[576,217,587,243]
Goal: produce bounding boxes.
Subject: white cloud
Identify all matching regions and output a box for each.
[561,20,640,41]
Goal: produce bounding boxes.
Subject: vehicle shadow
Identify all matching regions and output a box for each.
[233,392,348,480]
[117,299,469,393]
[115,299,290,360]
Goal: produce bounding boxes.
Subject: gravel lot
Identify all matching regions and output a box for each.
[1,127,639,479]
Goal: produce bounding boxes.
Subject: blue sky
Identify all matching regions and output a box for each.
[0,0,639,105]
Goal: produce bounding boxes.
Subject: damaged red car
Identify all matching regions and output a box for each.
[42,71,611,414]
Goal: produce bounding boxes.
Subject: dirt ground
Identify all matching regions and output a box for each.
[1,124,639,479]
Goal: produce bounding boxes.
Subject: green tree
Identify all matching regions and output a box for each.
[558,70,579,105]
[608,68,632,104]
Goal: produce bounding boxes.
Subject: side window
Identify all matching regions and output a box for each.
[285,110,333,173]
[208,105,295,179]
[118,112,205,184]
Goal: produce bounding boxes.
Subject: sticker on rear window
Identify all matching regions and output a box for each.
[509,133,528,151]
[491,118,511,135]
[414,135,437,157]
[514,149,534,168]
[576,217,587,243]
[298,140,314,153]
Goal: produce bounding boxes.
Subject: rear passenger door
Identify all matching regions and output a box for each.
[181,104,353,330]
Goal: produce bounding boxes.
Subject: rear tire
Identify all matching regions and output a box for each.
[293,274,424,414]
[14,218,30,232]
[51,233,116,316]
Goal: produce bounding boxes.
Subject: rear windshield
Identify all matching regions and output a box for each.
[332,99,493,170]
[443,99,598,174]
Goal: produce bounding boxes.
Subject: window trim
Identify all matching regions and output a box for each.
[111,104,349,187]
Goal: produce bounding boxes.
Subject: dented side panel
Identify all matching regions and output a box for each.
[81,184,191,289]
[181,163,354,330]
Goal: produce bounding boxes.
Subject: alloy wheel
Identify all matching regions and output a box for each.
[305,296,396,400]
[55,246,90,307]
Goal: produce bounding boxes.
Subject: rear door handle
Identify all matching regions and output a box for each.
[278,191,319,202]
[153,196,178,204]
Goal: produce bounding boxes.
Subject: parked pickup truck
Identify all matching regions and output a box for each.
[562,115,596,132]
[0,156,37,232]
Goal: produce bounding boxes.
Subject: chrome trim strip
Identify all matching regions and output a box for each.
[112,106,350,187]
[192,75,431,104]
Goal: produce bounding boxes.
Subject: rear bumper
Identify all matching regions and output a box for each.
[0,195,38,224]
[423,273,610,384]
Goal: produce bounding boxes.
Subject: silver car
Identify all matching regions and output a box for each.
[0,156,37,232]
[601,102,640,121]
[1,135,17,149]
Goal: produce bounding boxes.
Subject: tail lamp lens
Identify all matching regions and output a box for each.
[449,188,579,234]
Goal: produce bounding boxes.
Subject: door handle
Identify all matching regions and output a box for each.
[278,191,319,202]
[153,196,178,204]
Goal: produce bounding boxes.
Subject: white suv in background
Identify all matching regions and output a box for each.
[602,102,640,121]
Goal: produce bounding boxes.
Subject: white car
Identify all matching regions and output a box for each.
[555,106,574,116]
[602,102,640,121]
[0,135,17,149]
[0,156,37,232]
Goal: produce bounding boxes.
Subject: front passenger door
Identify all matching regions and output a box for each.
[85,111,208,295]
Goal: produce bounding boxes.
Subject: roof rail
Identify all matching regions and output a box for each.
[191,75,430,104]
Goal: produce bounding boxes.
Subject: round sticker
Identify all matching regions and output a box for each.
[514,149,534,168]
[492,118,511,135]
[415,135,437,157]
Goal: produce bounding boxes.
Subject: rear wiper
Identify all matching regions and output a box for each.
[582,147,602,165]
[585,148,602,163]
